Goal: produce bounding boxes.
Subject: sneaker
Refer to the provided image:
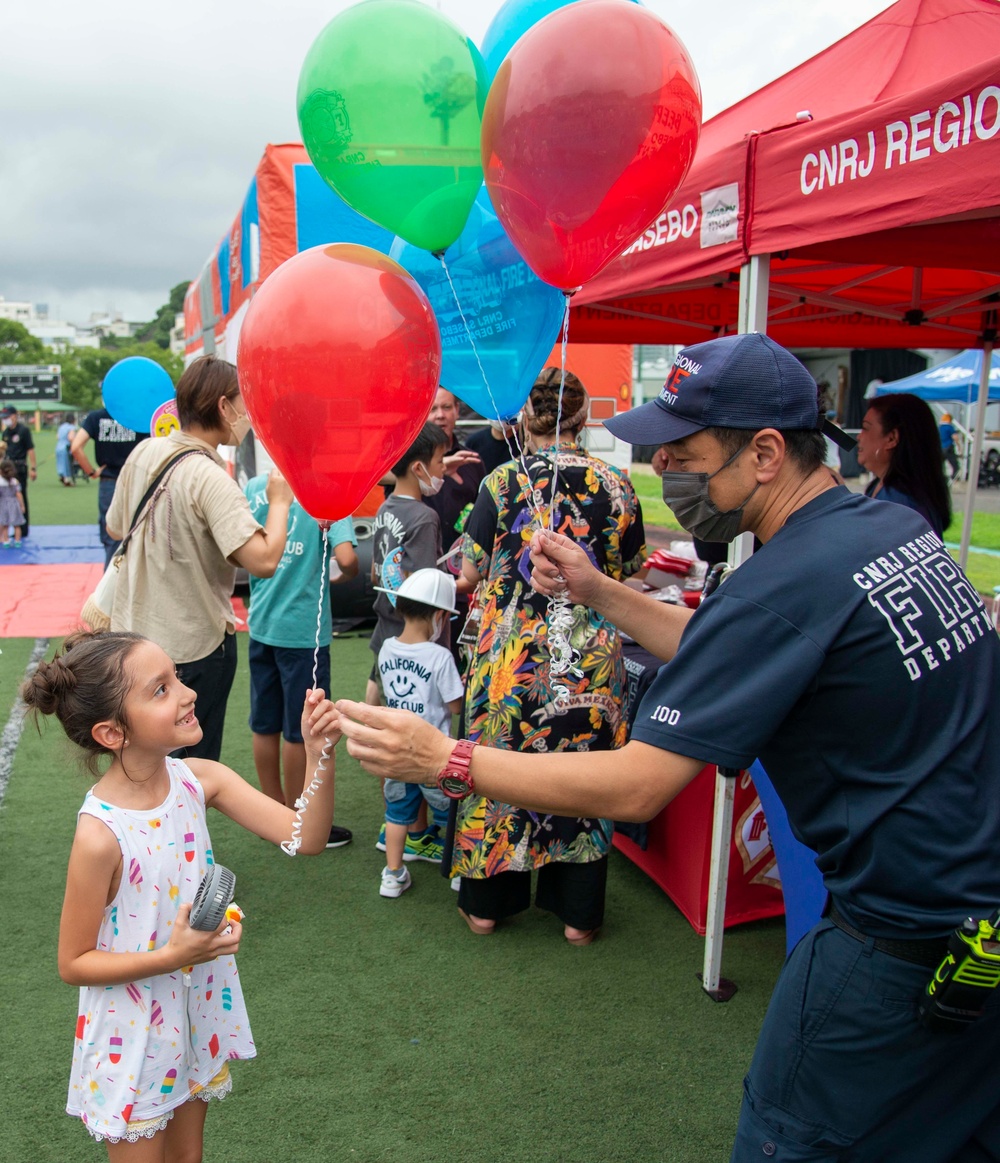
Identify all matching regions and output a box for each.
[325,825,353,849]
[379,865,412,898]
[402,827,444,864]
[375,824,386,852]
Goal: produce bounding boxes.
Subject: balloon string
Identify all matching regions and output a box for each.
[546,292,580,711]
[438,254,578,712]
[281,531,332,857]
[437,255,546,525]
[550,293,572,533]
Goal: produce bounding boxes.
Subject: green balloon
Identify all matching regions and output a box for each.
[298,0,488,254]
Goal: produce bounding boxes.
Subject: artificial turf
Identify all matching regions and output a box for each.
[0,631,785,1162]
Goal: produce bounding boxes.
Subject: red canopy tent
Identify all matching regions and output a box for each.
[572,0,1000,350]
[572,0,1000,999]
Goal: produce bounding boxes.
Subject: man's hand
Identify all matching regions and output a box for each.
[335,700,453,781]
[29,467,37,481]
[529,529,603,606]
[265,467,293,506]
[443,449,481,484]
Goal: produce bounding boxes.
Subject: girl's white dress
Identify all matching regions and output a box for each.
[67,758,255,1142]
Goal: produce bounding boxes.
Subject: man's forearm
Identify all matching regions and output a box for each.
[465,739,699,822]
[590,572,692,662]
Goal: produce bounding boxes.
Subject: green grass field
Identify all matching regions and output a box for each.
[0,633,785,1163]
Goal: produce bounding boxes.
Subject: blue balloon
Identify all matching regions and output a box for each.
[391,193,565,420]
[481,0,641,79]
[102,357,175,434]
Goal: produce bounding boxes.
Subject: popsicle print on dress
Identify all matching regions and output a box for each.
[183,832,196,863]
[125,982,147,1012]
[128,858,143,892]
[109,1029,123,1065]
[160,1068,177,1095]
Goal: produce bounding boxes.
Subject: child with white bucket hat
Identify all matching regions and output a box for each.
[373,569,464,898]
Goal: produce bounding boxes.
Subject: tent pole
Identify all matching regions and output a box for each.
[959,342,992,570]
[738,254,770,334]
[699,255,773,1002]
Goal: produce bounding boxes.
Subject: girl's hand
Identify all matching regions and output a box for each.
[302,688,341,752]
[166,904,241,970]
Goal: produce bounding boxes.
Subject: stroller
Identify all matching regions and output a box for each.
[978,448,1000,489]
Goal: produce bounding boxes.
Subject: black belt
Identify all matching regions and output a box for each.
[828,904,947,968]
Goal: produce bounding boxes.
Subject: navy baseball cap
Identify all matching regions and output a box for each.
[0,406,15,417]
[605,333,855,450]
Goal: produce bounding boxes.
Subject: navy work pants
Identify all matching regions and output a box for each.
[732,917,1000,1161]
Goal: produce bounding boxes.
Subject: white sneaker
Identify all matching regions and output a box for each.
[379,865,412,899]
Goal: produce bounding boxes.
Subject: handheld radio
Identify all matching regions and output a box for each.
[918,907,1000,1033]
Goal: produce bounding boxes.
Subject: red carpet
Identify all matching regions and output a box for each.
[0,564,104,638]
[0,565,249,639]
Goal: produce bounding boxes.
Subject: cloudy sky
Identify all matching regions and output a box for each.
[0,0,891,326]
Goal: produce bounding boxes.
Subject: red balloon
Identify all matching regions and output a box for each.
[238,244,441,521]
[482,0,701,290]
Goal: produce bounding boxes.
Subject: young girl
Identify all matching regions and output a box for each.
[0,457,25,545]
[21,630,341,1161]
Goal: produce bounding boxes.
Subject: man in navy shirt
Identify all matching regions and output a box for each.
[336,333,1000,1162]
[71,407,146,565]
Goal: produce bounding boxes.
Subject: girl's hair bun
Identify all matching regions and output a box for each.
[22,655,77,716]
[19,630,147,775]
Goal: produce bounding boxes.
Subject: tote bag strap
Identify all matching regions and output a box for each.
[117,449,211,559]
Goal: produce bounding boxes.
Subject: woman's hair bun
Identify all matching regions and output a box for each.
[525,367,588,436]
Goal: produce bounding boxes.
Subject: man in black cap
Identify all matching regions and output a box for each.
[1,406,37,537]
[334,333,1000,1162]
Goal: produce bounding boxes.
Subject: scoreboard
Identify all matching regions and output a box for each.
[0,365,62,401]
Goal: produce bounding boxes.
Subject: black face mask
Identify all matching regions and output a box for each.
[659,442,759,543]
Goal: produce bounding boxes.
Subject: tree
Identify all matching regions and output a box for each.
[134,281,190,349]
[58,342,183,411]
[0,319,48,362]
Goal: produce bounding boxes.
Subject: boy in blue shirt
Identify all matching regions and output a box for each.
[244,473,358,847]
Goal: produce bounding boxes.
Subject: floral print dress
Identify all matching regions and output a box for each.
[454,447,646,879]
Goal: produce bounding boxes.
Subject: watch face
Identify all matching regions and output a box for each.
[439,774,469,795]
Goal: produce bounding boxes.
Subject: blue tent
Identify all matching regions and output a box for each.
[876,349,1000,403]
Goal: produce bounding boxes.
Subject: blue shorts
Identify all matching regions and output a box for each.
[248,639,330,743]
[384,778,449,829]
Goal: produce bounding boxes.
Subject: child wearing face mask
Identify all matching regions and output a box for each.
[373,570,464,897]
[367,422,452,862]
[369,422,450,692]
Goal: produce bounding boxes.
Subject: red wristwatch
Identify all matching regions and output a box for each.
[436,739,478,800]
